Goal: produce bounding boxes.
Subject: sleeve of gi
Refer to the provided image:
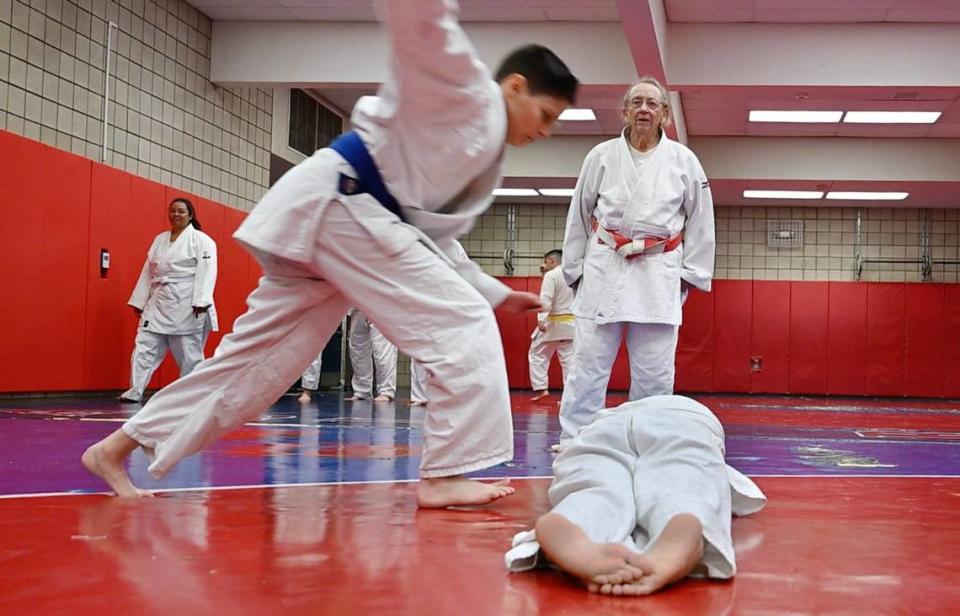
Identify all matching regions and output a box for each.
[538,271,556,323]
[127,238,155,310]
[437,237,512,308]
[377,0,487,109]
[680,155,716,292]
[192,234,218,308]
[562,147,603,288]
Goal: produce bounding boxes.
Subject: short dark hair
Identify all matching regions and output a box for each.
[544,249,563,261]
[495,45,578,104]
[171,197,202,230]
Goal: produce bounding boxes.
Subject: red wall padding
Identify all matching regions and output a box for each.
[0,130,256,393]
[675,289,714,392]
[904,284,945,397]
[750,281,791,393]
[866,284,906,396]
[789,282,829,394]
[712,280,753,393]
[495,275,958,398]
[944,286,960,397]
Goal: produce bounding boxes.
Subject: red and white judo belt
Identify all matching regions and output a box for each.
[592,219,683,259]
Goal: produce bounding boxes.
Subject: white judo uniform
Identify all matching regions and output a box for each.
[505,395,767,578]
[528,266,575,392]
[410,241,469,404]
[558,130,715,442]
[120,0,516,479]
[347,309,397,399]
[121,225,218,401]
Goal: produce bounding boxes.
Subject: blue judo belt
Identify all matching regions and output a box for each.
[329,131,406,223]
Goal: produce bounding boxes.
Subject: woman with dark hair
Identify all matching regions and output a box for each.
[118,198,218,402]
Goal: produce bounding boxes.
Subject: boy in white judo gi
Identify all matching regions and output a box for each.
[528,249,575,401]
[82,0,579,508]
[505,395,766,595]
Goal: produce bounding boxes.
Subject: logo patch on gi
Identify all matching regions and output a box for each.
[202,251,211,260]
[700,180,710,189]
[339,174,361,196]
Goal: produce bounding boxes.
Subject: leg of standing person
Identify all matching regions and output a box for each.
[84,198,515,507]
[299,351,323,403]
[410,359,428,406]
[556,339,574,388]
[556,319,625,446]
[168,330,206,378]
[625,323,678,400]
[119,330,170,403]
[346,313,374,400]
[370,323,397,401]
[528,333,551,400]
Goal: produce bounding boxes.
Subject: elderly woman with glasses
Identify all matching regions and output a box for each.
[556,77,716,449]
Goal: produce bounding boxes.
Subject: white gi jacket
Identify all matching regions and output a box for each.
[562,129,715,326]
[128,225,219,335]
[234,0,511,307]
[534,266,575,342]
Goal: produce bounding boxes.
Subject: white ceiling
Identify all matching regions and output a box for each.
[187,0,960,208]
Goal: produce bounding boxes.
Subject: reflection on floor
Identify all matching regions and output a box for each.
[2,391,959,614]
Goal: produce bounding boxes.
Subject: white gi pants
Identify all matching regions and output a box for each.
[410,359,429,403]
[558,318,678,443]
[121,328,209,401]
[301,352,323,391]
[348,313,397,398]
[549,396,743,579]
[121,199,513,479]
[527,332,573,392]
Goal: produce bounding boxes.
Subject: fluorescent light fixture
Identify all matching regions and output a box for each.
[559,108,596,121]
[743,190,824,199]
[826,191,909,200]
[843,111,941,124]
[749,110,843,123]
[538,188,575,197]
[493,188,539,197]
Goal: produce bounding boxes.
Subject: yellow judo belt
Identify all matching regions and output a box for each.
[547,314,576,323]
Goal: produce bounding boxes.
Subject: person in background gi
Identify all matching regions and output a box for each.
[118,198,218,403]
[297,353,323,404]
[528,249,574,401]
[505,395,766,596]
[344,309,397,402]
[82,0,578,508]
[556,77,715,447]
[409,240,469,407]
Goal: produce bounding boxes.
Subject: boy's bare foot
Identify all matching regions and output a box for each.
[298,391,312,403]
[535,513,647,588]
[373,394,394,402]
[530,390,550,401]
[587,513,704,596]
[344,394,367,401]
[81,431,152,498]
[410,400,427,407]
[416,476,514,508]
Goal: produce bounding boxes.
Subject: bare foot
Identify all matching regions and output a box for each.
[416,476,515,508]
[530,390,550,401]
[81,432,152,498]
[588,514,704,596]
[373,394,394,402]
[549,443,565,454]
[535,513,647,589]
[298,391,312,403]
[344,394,367,401]
[410,400,427,407]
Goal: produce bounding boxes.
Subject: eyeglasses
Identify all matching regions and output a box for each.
[627,97,664,111]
